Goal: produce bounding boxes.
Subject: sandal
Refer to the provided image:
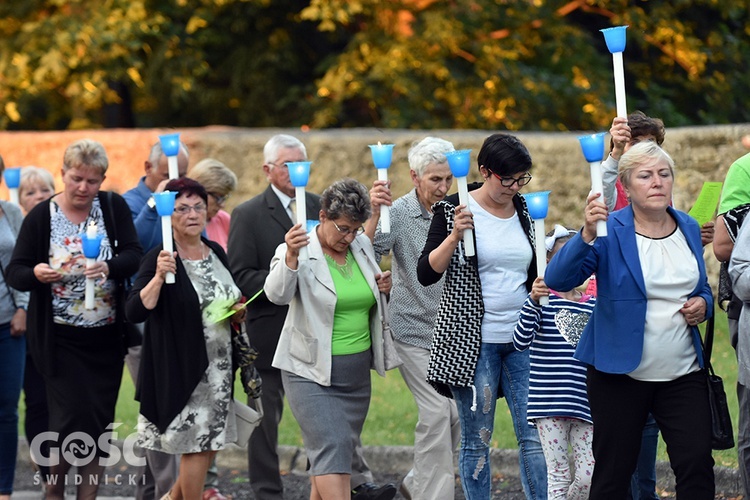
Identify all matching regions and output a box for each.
[202,487,228,500]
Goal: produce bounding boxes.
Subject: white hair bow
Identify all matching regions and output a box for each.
[545,224,575,252]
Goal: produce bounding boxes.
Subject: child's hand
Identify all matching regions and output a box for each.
[530,276,550,304]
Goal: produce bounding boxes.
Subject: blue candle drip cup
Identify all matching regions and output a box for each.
[80,234,104,259]
[601,25,628,53]
[445,149,472,177]
[578,133,607,163]
[287,162,312,188]
[153,191,177,216]
[523,191,551,220]
[3,168,21,189]
[159,133,181,157]
[369,144,395,170]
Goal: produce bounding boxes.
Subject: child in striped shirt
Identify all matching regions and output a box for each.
[513,225,596,500]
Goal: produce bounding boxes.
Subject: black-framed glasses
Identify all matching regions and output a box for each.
[209,192,228,205]
[331,220,365,236]
[490,171,533,188]
[174,203,207,215]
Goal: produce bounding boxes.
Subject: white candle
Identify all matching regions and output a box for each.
[84,222,98,310]
[8,188,18,206]
[589,162,608,237]
[377,169,391,233]
[456,177,475,257]
[162,216,175,284]
[167,155,179,180]
[296,186,308,261]
[612,52,628,118]
[533,219,548,306]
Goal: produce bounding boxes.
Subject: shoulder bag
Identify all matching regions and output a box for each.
[703,313,735,450]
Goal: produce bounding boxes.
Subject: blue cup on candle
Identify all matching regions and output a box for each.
[3,168,20,189]
[153,191,177,216]
[523,191,551,220]
[80,234,104,259]
[445,149,471,177]
[287,161,312,188]
[578,133,607,163]
[369,144,395,170]
[159,133,181,157]
[601,25,628,53]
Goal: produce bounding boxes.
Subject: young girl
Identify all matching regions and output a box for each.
[513,224,596,500]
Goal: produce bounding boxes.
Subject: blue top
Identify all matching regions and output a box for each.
[514,293,595,424]
[123,177,162,252]
[545,205,713,374]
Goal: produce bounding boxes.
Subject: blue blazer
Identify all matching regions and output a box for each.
[545,205,713,374]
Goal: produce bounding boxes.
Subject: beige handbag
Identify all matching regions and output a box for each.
[231,398,263,447]
[379,293,403,370]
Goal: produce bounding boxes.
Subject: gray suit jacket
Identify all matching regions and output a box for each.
[228,185,321,369]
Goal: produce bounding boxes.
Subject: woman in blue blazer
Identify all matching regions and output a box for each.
[545,141,714,499]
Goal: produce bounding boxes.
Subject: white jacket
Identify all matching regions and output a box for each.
[264,227,386,385]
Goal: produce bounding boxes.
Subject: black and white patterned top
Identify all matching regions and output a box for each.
[373,189,444,349]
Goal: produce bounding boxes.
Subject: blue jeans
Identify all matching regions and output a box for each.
[450,342,547,500]
[628,415,659,500]
[0,323,26,494]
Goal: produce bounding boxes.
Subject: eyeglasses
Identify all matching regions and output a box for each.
[209,192,228,205]
[489,171,533,188]
[267,161,288,169]
[174,203,207,215]
[331,220,365,236]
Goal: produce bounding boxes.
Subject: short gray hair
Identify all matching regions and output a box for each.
[408,137,455,177]
[188,158,238,196]
[63,139,109,174]
[263,134,307,167]
[321,178,371,223]
[20,166,55,192]
[148,140,190,165]
[618,141,674,188]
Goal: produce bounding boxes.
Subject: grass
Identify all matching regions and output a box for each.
[19,305,740,468]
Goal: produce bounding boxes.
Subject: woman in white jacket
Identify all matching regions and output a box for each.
[265,178,392,500]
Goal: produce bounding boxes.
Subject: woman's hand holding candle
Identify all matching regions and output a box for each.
[582,192,608,244]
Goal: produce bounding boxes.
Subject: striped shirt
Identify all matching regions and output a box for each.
[513,293,596,424]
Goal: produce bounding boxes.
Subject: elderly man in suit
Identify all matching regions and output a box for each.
[228,134,396,500]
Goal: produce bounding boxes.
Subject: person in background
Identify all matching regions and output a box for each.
[713,149,750,497]
[17,166,55,489]
[123,140,189,500]
[187,158,238,252]
[366,137,460,500]
[0,155,29,500]
[264,178,394,500]
[7,139,142,500]
[546,142,714,498]
[513,225,595,500]
[228,135,393,500]
[417,133,547,500]
[126,178,248,500]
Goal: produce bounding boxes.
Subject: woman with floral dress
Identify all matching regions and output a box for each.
[126,178,249,500]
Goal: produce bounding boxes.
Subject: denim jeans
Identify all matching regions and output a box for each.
[0,323,26,494]
[628,415,659,500]
[450,342,547,500]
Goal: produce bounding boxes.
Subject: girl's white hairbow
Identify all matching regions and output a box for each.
[545,224,576,252]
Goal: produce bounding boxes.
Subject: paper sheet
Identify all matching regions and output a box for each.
[688,182,723,226]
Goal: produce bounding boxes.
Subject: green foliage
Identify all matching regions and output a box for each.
[0,0,748,130]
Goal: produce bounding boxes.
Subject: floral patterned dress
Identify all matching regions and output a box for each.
[137,249,240,453]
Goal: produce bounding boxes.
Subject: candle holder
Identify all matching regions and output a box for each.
[158,133,181,180]
[368,144,394,233]
[578,133,608,237]
[4,167,21,205]
[153,191,177,284]
[523,191,551,305]
[601,25,629,118]
[80,233,104,310]
[445,149,475,257]
[287,161,313,261]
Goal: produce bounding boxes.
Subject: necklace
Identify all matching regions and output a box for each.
[175,240,206,260]
[325,251,354,281]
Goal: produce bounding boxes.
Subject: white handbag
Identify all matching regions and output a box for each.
[231,397,263,447]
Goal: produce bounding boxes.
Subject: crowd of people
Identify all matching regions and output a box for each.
[0,121,747,500]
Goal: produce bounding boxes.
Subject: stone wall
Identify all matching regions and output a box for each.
[2,124,750,283]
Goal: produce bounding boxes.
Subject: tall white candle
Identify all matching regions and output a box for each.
[589,162,608,237]
[296,186,308,261]
[8,189,18,206]
[456,177,475,257]
[167,156,179,180]
[613,52,628,118]
[85,221,98,309]
[162,216,175,284]
[533,219,548,306]
[377,169,391,233]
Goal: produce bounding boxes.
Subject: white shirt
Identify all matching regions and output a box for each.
[629,228,701,381]
[271,184,294,220]
[470,196,532,344]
